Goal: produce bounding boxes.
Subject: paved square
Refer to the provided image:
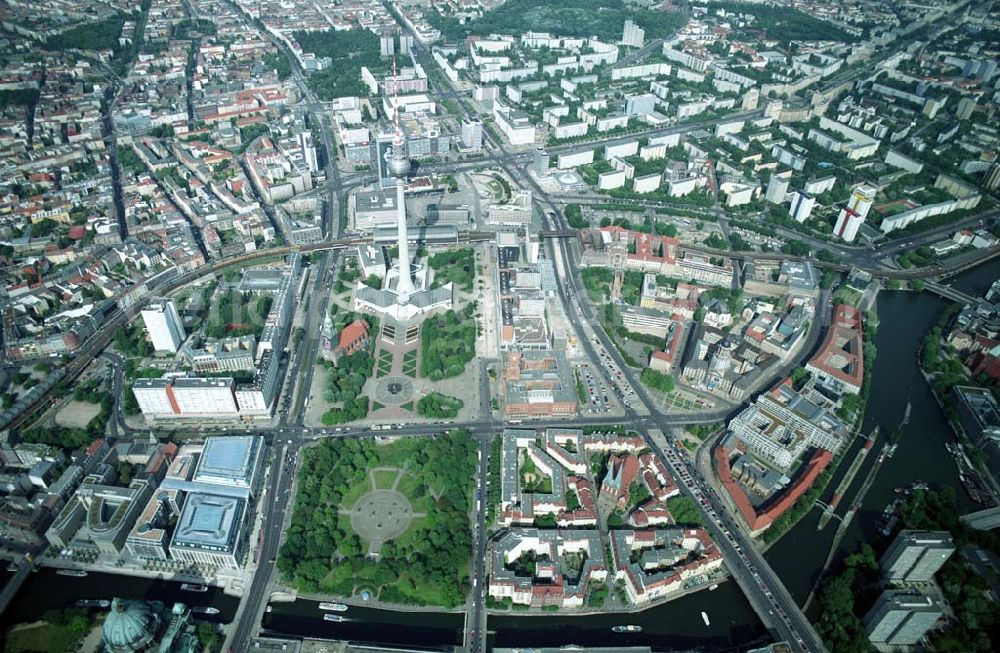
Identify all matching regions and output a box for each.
[348,490,415,550]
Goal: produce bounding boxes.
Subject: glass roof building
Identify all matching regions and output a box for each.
[169,493,248,568]
[161,435,264,499]
[193,436,263,492]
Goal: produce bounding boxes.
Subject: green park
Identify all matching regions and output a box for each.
[278,432,477,608]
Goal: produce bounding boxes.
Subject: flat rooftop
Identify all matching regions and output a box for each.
[171,492,246,552]
[193,435,262,490]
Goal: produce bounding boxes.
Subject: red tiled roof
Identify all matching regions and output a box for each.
[716,446,832,532]
[337,319,369,351]
[807,304,864,390]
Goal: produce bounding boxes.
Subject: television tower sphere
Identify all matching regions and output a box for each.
[386,143,410,178]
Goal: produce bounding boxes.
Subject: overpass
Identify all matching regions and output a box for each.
[960,505,1000,531]
[924,281,980,305]
[0,559,34,616]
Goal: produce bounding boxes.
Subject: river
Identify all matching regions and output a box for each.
[0,568,238,627]
[2,261,997,651]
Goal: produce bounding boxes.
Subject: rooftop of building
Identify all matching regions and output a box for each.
[170,492,246,552]
[807,303,864,390]
[192,435,262,490]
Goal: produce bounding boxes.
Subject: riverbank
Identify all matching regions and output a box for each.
[916,300,1000,504]
[485,576,729,617]
[766,261,997,606]
[32,557,246,595]
[755,301,880,548]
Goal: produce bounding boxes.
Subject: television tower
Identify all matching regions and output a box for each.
[384,57,415,303]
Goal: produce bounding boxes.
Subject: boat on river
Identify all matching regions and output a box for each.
[612,625,641,633]
[319,602,348,612]
[56,569,87,577]
[323,614,348,622]
[191,606,220,615]
[180,583,209,592]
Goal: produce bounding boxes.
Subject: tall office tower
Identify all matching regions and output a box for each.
[833,207,864,243]
[881,530,955,582]
[380,34,395,58]
[788,191,815,223]
[141,298,186,353]
[765,174,790,204]
[461,118,483,151]
[533,147,551,177]
[399,34,413,56]
[864,589,943,646]
[622,19,645,48]
[983,162,1000,192]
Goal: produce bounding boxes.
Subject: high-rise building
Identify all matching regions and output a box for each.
[834,184,877,242]
[788,191,815,223]
[742,87,760,111]
[881,530,955,582]
[141,298,185,353]
[298,132,318,173]
[624,93,658,116]
[461,118,483,151]
[380,34,395,58]
[864,589,943,646]
[956,96,977,120]
[834,208,864,243]
[847,185,876,219]
[983,162,1000,192]
[534,147,551,177]
[765,174,790,204]
[399,34,413,56]
[622,19,645,48]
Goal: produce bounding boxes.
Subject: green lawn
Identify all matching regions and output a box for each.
[376,351,393,377]
[402,350,418,378]
[340,474,372,509]
[832,286,863,307]
[5,621,87,653]
[374,469,399,490]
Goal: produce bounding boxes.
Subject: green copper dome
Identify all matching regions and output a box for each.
[101,598,160,653]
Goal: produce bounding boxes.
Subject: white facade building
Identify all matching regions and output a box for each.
[789,191,816,223]
[622,19,645,48]
[141,298,185,353]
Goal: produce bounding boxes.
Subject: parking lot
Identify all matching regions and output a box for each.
[577,362,615,415]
